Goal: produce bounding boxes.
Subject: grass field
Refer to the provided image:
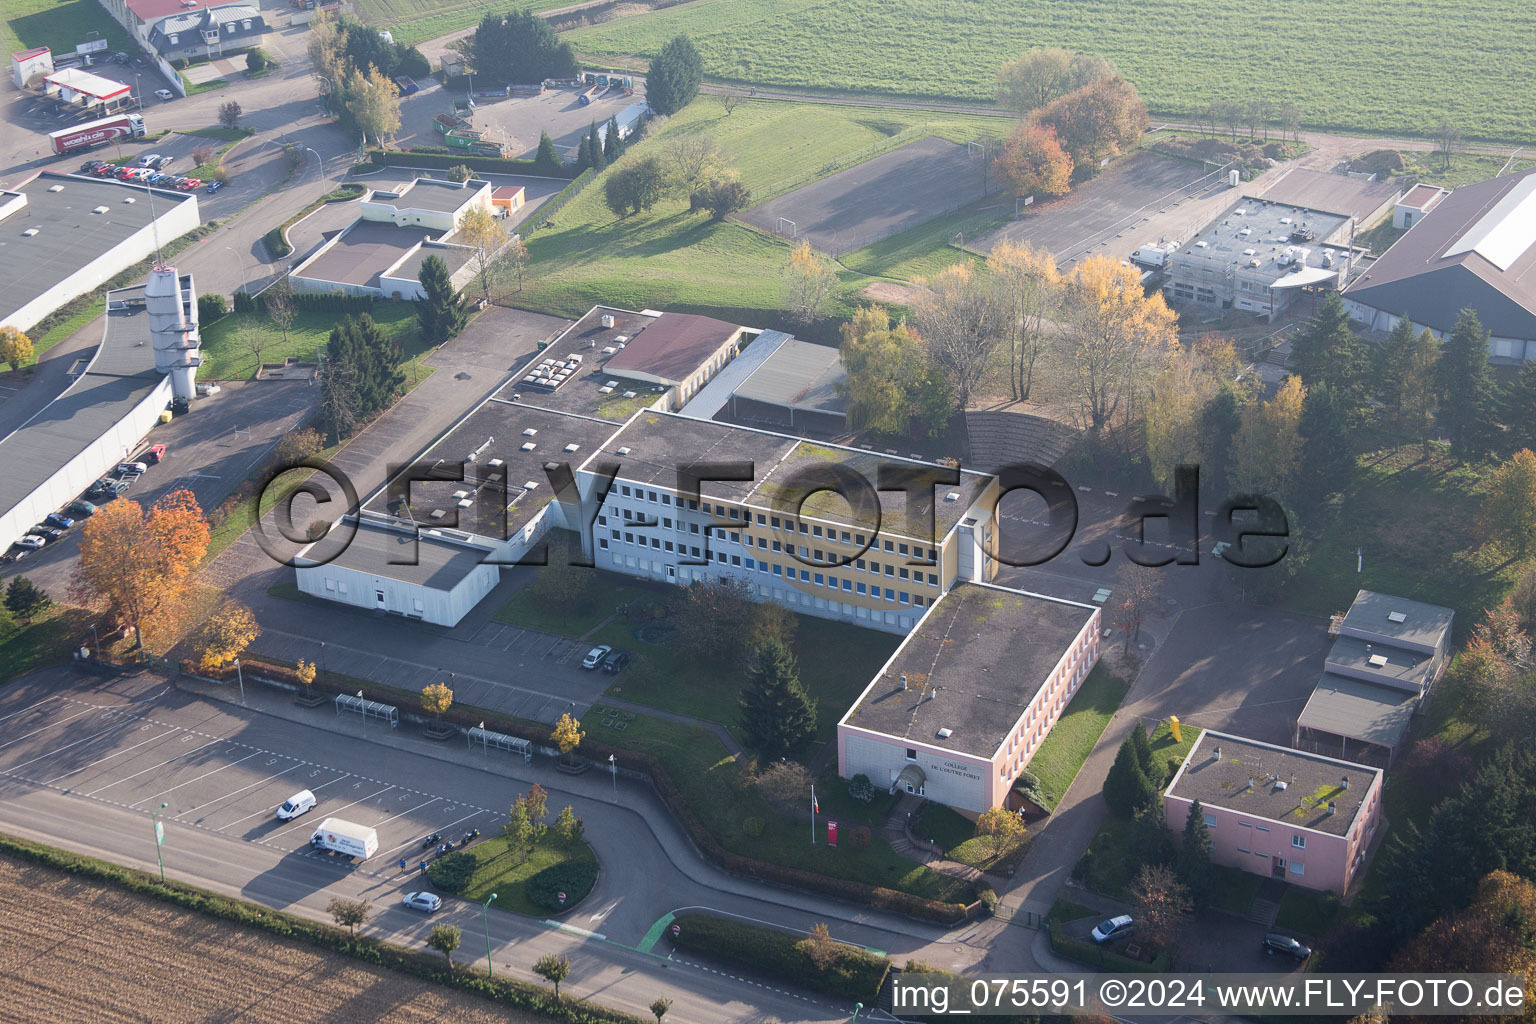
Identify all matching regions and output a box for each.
[519,98,1000,322]
[352,0,567,48]
[1023,665,1130,811]
[197,303,422,380]
[456,831,598,918]
[0,605,92,683]
[569,0,1536,142]
[2,0,134,63]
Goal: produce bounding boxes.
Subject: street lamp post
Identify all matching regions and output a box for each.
[134,73,141,112]
[224,245,248,294]
[90,623,100,660]
[482,892,498,976]
[304,146,323,193]
[358,690,365,739]
[151,802,168,882]
[235,657,245,706]
[609,753,616,796]
[319,642,326,674]
[479,721,487,767]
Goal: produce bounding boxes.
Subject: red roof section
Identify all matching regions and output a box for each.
[492,185,525,200]
[1400,183,1447,210]
[125,0,241,22]
[11,47,51,61]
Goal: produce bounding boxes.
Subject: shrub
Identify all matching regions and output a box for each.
[847,774,875,804]
[369,149,580,179]
[847,825,871,850]
[427,851,476,893]
[741,816,764,837]
[263,226,291,259]
[245,48,269,73]
[525,859,598,910]
[669,913,889,1002]
[232,290,256,314]
[197,293,228,322]
[398,46,431,79]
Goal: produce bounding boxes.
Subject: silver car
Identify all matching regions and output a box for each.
[402,891,442,913]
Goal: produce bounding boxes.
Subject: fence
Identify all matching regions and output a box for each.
[528,167,597,232]
[753,125,928,206]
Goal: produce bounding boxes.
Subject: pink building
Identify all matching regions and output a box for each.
[1165,731,1383,894]
[837,582,1101,814]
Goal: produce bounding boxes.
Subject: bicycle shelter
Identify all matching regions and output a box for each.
[468,725,532,763]
[334,693,399,729]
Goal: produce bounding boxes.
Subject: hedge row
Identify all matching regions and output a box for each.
[0,833,649,1024]
[206,657,971,924]
[525,859,598,911]
[368,148,580,179]
[669,912,890,1003]
[1047,920,1173,973]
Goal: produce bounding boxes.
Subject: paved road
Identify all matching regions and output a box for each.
[0,666,958,1023]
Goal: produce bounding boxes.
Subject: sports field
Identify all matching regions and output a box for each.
[569,0,1536,141]
[2,0,134,61]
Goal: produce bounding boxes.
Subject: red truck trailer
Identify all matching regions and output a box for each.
[48,112,147,155]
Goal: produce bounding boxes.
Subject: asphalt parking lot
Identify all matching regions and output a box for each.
[0,688,509,882]
[394,77,647,161]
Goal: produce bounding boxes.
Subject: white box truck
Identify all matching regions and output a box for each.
[309,818,379,860]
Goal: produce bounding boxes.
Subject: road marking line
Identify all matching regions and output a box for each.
[0,693,63,725]
[0,706,108,752]
[174,761,307,819]
[82,738,226,796]
[0,715,152,775]
[35,728,180,785]
[545,920,605,941]
[264,782,389,842]
[129,750,263,808]
[211,771,352,830]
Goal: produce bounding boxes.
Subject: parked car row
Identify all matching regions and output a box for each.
[5,445,167,561]
[580,645,631,673]
[79,159,207,192]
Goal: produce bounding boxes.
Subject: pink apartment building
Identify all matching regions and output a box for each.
[1165,731,1383,894]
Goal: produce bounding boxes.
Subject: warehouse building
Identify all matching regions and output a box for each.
[1255,167,1404,228]
[837,582,1101,812]
[0,171,200,333]
[681,333,848,437]
[1166,731,1383,893]
[0,267,200,555]
[1343,168,1536,363]
[599,311,748,405]
[290,178,491,300]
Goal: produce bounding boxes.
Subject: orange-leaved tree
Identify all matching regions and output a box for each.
[1033,76,1149,170]
[995,122,1073,200]
[986,239,1062,402]
[71,490,210,652]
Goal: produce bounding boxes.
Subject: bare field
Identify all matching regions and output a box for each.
[0,858,549,1024]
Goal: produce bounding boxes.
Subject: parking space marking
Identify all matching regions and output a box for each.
[36,728,182,786]
[210,771,352,831]
[0,693,63,726]
[0,714,152,774]
[83,738,226,796]
[128,750,263,808]
[265,784,395,843]
[0,705,117,752]
[173,762,307,820]
[378,808,491,863]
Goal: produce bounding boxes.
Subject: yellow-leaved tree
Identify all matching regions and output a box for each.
[551,712,583,765]
[0,326,34,372]
[1230,376,1306,497]
[781,241,839,325]
[197,600,260,671]
[421,680,454,729]
[985,239,1062,402]
[1060,254,1178,437]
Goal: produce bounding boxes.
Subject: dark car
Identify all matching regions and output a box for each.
[89,478,129,498]
[1263,933,1313,960]
[601,650,631,674]
[44,512,75,529]
[28,526,65,544]
[205,180,225,194]
[66,499,98,518]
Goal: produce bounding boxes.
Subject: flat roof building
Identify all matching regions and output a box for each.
[1394,183,1448,229]
[1255,167,1404,227]
[1166,730,1383,893]
[1344,168,1536,363]
[702,334,848,437]
[0,171,200,333]
[603,312,746,398]
[837,582,1101,812]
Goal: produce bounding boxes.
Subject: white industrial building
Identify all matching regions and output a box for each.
[295,522,503,626]
[0,171,201,333]
[0,265,201,555]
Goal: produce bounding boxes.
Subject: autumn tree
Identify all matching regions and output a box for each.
[995,122,1072,199]
[798,922,842,970]
[420,680,453,729]
[661,135,727,197]
[780,241,839,324]
[327,896,371,937]
[986,239,1061,402]
[551,712,584,762]
[1142,335,1245,491]
[554,804,583,842]
[456,204,508,304]
[754,760,812,816]
[838,305,946,436]
[0,326,34,372]
[1130,863,1192,950]
[738,638,817,759]
[1392,871,1536,992]
[1033,76,1149,170]
[276,428,324,467]
[1437,308,1498,457]
[995,47,1115,113]
[197,600,260,671]
[428,923,462,965]
[910,263,1000,412]
[1059,255,1178,438]
[341,63,401,146]
[1230,376,1306,497]
[71,490,209,652]
[975,806,1026,840]
[1110,561,1161,655]
[218,100,243,129]
[295,658,317,696]
[4,576,51,624]
[534,952,572,999]
[1484,449,1536,559]
[306,7,343,99]
[671,576,757,660]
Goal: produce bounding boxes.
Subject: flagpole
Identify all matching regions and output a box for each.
[811,784,816,846]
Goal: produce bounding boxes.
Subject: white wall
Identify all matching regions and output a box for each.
[0,376,172,553]
[4,191,199,333]
[841,731,989,812]
[296,556,500,626]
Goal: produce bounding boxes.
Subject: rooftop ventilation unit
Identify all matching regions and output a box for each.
[563,443,580,453]
[123,197,135,203]
[92,205,108,214]
[522,480,539,491]
[1368,653,1389,668]
[522,428,537,436]
[47,184,65,193]
[944,492,960,502]
[1274,779,1288,791]
[614,336,628,344]
[456,498,472,510]
[1234,207,1247,216]
[600,314,615,328]
[1341,775,1350,790]
[487,458,504,470]
[452,490,470,501]
[1387,610,1407,623]
[616,446,631,456]
[1194,240,1208,248]
[936,727,952,739]
[520,441,536,452]
[21,228,39,237]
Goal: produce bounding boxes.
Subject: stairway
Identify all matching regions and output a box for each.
[1246,878,1287,926]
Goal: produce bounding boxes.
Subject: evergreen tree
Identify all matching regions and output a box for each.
[327,313,405,419]
[738,638,817,759]
[4,576,51,624]
[1103,736,1157,818]
[1197,388,1241,501]
[469,10,576,86]
[1503,360,1536,454]
[1289,291,1367,422]
[1436,308,1498,457]
[1379,318,1440,447]
[588,123,607,171]
[1299,382,1354,498]
[645,34,702,116]
[1130,720,1155,779]
[603,114,623,162]
[533,131,563,176]
[415,254,467,344]
[1176,798,1215,908]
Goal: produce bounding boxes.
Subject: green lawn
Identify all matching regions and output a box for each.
[1050,897,1097,923]
[0,605,93,683]
[181,77,228,97]
[518,98,1004,325]
[597,611,899,744]
[570,0,1536,141]
[492,570,657,636]
[915,802,1027,872]
[1273,886,1341,936]
[197,303,421,380]
[1208,864,1264,915]
[352,0,569,48]
[1277,446,1523,635]
[456,832,598,918]
[1023,665,1130,810]
[2,0,134,62]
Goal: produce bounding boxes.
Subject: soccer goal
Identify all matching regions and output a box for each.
[967,140,987,159]
[775,217,797,238]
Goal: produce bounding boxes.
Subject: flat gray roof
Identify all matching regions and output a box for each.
[318,521,493,589]
[297,220,431,288]
[364,400,622,538]
[0,281,173,516]
[1340,589,1453,652]
[733,337,847,413]
[1174,198,1350,282]
[0,172,196,325]
[1326,635,1433,692]
[842,583,1095,759]
[677,329,791,421]
[1254,167,1403,224]
[1167,729,1381,837]
[1297,674,1418,753]
[498,305,662,419]
[389,241,476,284]
[371,178,487,215]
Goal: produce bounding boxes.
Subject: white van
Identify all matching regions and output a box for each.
[275,790,316,820]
